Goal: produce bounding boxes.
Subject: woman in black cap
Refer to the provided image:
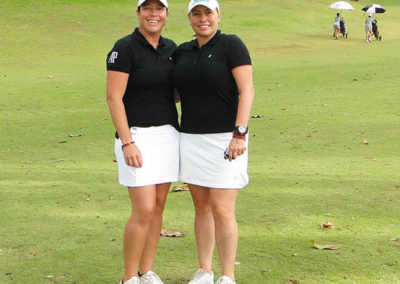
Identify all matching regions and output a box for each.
[173,0,254,283]
[106,0,178,283]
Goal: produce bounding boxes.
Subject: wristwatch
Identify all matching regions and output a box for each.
[233,125,248,139]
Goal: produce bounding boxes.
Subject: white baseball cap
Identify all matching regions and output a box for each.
[188,0,219,14]
[368,14,372,17]
[138,0,168,9]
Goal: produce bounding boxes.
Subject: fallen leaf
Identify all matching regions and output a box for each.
[234,261,241,266]
[251,114,263,118]
[160,228,183,237]
[58,140,66,143]
[363,139,369,144]
[68,133,83,138]
[288,280,300,284]
[45,275,54,279]
[47,75,53,78]
[292,253,297,257]
[110,238,116,242]
[390,238,399,242]
[57,159,64,162]
[320,222,335,229]
[171,184,189,192]
[311,240,341,250]
[281,107,287,110]
[113,159,117,163]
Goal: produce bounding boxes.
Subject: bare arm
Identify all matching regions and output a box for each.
[106,71,142,167]
[227,64,254,161]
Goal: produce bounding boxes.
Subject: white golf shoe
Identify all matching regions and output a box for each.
[121,276,142,284]
[140,271,164,284]
[216,276,236,284]
[188,269,214,284]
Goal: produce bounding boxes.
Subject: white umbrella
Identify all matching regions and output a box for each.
[329,1,354,10]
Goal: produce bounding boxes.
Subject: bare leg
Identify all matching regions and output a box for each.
[209,189,238,281]
[123,186,157,282]
[189,184,215,273]
[139,183,171,273]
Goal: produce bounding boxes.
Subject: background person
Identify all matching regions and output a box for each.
[333,12,340,39]
[365,14,373,42]
[106,0,179,283]
[372,18,381,40]
[173,0,254,283]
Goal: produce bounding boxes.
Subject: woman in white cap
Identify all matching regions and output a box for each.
[173,0,254,283]
[365,14,373,42]
[106,0,178,283]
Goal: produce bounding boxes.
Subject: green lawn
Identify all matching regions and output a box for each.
[1,0,399,283]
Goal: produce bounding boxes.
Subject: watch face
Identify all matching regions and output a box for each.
[238,126,247,134]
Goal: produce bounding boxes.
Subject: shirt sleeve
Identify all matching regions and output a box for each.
[225,35,252,70]
[106,39,133,73]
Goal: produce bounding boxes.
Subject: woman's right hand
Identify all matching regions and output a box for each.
[122,143,143,168]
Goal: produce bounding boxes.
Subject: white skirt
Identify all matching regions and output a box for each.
[115,125,179,187]
[180,132,249,189]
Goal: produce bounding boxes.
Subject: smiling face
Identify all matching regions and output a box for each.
[188,5,220,44]
[137,0,168,36]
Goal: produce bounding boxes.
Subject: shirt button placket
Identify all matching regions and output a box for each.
[194,50,201,64]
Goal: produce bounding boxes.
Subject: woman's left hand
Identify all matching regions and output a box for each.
[227,138,246,162]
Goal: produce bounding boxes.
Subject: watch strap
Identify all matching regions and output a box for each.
[233,133,246,140]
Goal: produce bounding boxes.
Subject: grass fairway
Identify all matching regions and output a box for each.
[1,0,400,283]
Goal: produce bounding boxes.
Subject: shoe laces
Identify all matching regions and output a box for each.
[141,271,162,282]
[192,269,210,280]
[189,269,212,283]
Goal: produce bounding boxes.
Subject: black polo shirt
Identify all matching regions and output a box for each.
[172,30,251,134]
[106,28,179,135]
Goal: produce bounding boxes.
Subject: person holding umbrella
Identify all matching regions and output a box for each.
[328,2,354,39]
[333,12,341,39]
[362,4,386,42]
[365,14,373,42]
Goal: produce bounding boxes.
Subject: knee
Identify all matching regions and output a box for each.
[154,198,166,216]
[193,199,212,216]
[211,205,236,227]
[132,204,156,224]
